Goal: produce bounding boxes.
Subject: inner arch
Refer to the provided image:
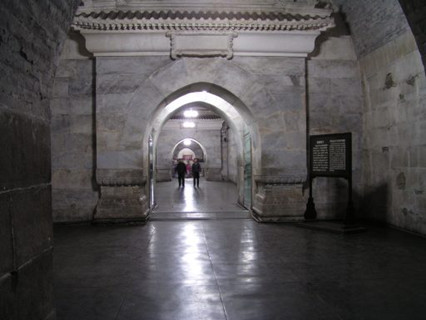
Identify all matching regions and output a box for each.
[146,85,259,214]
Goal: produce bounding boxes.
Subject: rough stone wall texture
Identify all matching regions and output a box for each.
[96,56,172,170]
[332,0,426,234]
[50,56,98,223]
[333,0,410,58]
[398,0,426,71]
[308,36,363,219]
[0,1,79,319]
[231,57,307,177]
[360,31,426,234]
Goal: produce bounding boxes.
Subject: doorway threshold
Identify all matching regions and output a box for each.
[150,211,251,220]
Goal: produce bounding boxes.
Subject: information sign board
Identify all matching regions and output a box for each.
[310,133,351,178]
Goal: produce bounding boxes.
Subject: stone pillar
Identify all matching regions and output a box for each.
[94,169,149,223]
[252,175,307,222]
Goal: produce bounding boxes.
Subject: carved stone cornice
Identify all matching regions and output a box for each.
[72,10,333,32]
[72,6,334,57]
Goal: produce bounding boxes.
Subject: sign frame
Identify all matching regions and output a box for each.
[304,132,354,224]
[310,132,352,179]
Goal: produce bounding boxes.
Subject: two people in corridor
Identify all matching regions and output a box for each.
[176,158,201,188]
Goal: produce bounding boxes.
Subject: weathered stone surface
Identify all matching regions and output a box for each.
[312,177,352,220]
[97,93,130,114]
[94,186,149,222]
[334,0,410,57]
[241,84,282,115]
[233,56,305,76]
[307,35,364,220]
[252,183,306,222]
[360,31,426,234]
[0,274,16,320]
[52,189,98,222]
[0,194,13,276]
[309,60,360,78]
[96,169,145,186]
[150,59,189,95]
[184,58,255,98]
[399,0,426,70]
[312,36,357,61]
[51,55,98,222]
[16,251,55,320]
[51,133,94,170]
[97,74,144,94]
[97,150,144,169]
[1,1,80,317]
[0,111,51,190]
[96,56,171,76]
[11,187,53,268]
[261,150,307,174]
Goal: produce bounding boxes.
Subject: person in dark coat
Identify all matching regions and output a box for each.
[176,159,187,187]
[192,158,201,188]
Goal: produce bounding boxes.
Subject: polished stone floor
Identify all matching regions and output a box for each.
[54,179,426,320]
[152,178,250,219]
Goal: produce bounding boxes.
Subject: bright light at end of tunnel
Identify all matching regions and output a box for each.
[183,109,198,118]
[182,121,195,128]
[183,139,192,146]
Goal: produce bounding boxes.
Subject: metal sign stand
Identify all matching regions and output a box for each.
[301,133,365,233]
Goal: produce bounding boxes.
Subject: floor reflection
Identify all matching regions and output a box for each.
[54,220,426,320]
[153,178,244,213]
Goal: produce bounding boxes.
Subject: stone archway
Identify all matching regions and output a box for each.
[173,139,206,163]
[146,87,257,212]
[94,57,308,223]
[156,137,207,182]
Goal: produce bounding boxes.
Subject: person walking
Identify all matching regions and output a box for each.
[192,158,201,188]
[176,159,187,187]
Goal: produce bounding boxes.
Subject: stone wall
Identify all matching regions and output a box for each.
[50,35,98,223]
[308,35,363,219]
[360,32,426,234]
[398,0,426,71]
[334,0,410,58]
[334,0,426,234]
[48,0,425,229]
[0,1,79,319]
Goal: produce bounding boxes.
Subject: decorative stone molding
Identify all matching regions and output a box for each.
[167,32,237,59]
[72,10,333,32]
[71,6,334,57]
[96,169,146,186]
[254,175,306,185]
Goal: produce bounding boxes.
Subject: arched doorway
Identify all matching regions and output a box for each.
[155,138,207,182]
[145,85,259,215]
